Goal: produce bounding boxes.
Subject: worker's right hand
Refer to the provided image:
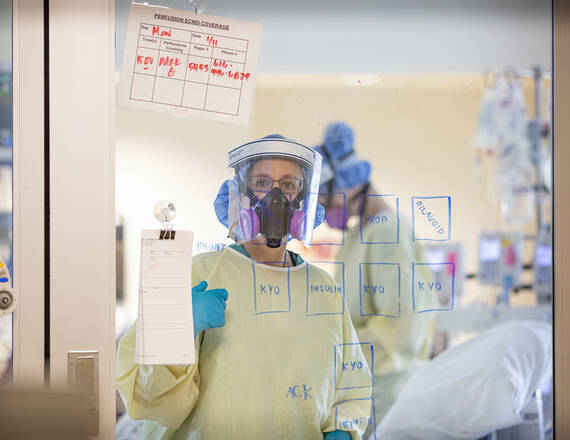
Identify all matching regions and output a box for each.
[192,281,228,337]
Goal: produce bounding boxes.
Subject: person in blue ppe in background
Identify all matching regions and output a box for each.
[117,134,374,439]
[314,122,437,435]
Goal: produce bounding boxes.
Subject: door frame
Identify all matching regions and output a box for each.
[554,0,570,437]
[47,0,116,438]
[12,0,46,389]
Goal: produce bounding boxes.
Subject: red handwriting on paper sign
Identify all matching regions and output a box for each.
[228,71,250,80]
[211,68,251,80]
[213,59,228,68]
[137,55,154,70]
[152,26,172,37]
[159,56,181,77]
[188,62,210,72]
[206,36,218,46]
[159,56,181,67]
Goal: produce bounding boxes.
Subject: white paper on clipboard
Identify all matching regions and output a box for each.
[136,229,195,365]
[118,2,262,125]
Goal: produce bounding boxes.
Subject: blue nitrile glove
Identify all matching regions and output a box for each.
[324,430,351,440]
[192,281,228,337]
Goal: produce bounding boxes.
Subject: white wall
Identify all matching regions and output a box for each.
[116,73,548,315]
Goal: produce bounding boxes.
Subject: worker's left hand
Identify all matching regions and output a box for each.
[323,430,351,440]
[192,281,228,337]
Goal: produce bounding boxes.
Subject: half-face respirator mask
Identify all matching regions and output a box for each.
[240,185,307,248]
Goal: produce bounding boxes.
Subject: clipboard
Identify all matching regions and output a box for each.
[136,228,195,365]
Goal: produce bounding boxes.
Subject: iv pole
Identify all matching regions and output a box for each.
[531,65,546,234]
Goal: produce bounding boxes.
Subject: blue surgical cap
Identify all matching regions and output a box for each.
[263,133,287,140]
[314,122,371,192]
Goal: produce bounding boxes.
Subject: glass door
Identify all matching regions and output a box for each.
[114,1,554,439]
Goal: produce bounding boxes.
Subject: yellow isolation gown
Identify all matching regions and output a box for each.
[334,209,438,425]
[117,246,374,439]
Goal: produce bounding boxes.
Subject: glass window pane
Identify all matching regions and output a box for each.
[115,2,553,438]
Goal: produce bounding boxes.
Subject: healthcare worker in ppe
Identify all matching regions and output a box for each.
[117,134,374,440]
[314,122,437,429]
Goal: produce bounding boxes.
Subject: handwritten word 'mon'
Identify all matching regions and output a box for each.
[341,360,364,371]
[286,384,312,400]
[152,26,171,38]
[362,284,385,294]
[363,214,388,225]
[259,284,280,295]
[417,281,442,292]
[310,284,342,295]
[415,200,445,235]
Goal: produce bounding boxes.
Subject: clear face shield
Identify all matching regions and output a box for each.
[226,137,322,249]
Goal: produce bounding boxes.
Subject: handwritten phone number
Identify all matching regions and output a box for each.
[188,62,250,80]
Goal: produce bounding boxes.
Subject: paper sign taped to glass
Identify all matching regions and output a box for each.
[118,2,263,125]
[136,229,195,365]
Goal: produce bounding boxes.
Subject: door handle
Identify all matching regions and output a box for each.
[68,351,99,436]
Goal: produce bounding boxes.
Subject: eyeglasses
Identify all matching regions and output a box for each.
[246,175,304,193]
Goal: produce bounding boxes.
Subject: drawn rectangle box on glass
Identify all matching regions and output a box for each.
[412,196,451,242]
[308,192,345,246]
[333,342,374,390]
[412,262,455,313]
[360,194,399,244]
[252,261,291,315]
[334,397,376,438]
[306,261,344,316]
[359,263,400,318]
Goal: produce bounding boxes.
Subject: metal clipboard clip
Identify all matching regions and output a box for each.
[154,200,177,240]
[159,229,176,240]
